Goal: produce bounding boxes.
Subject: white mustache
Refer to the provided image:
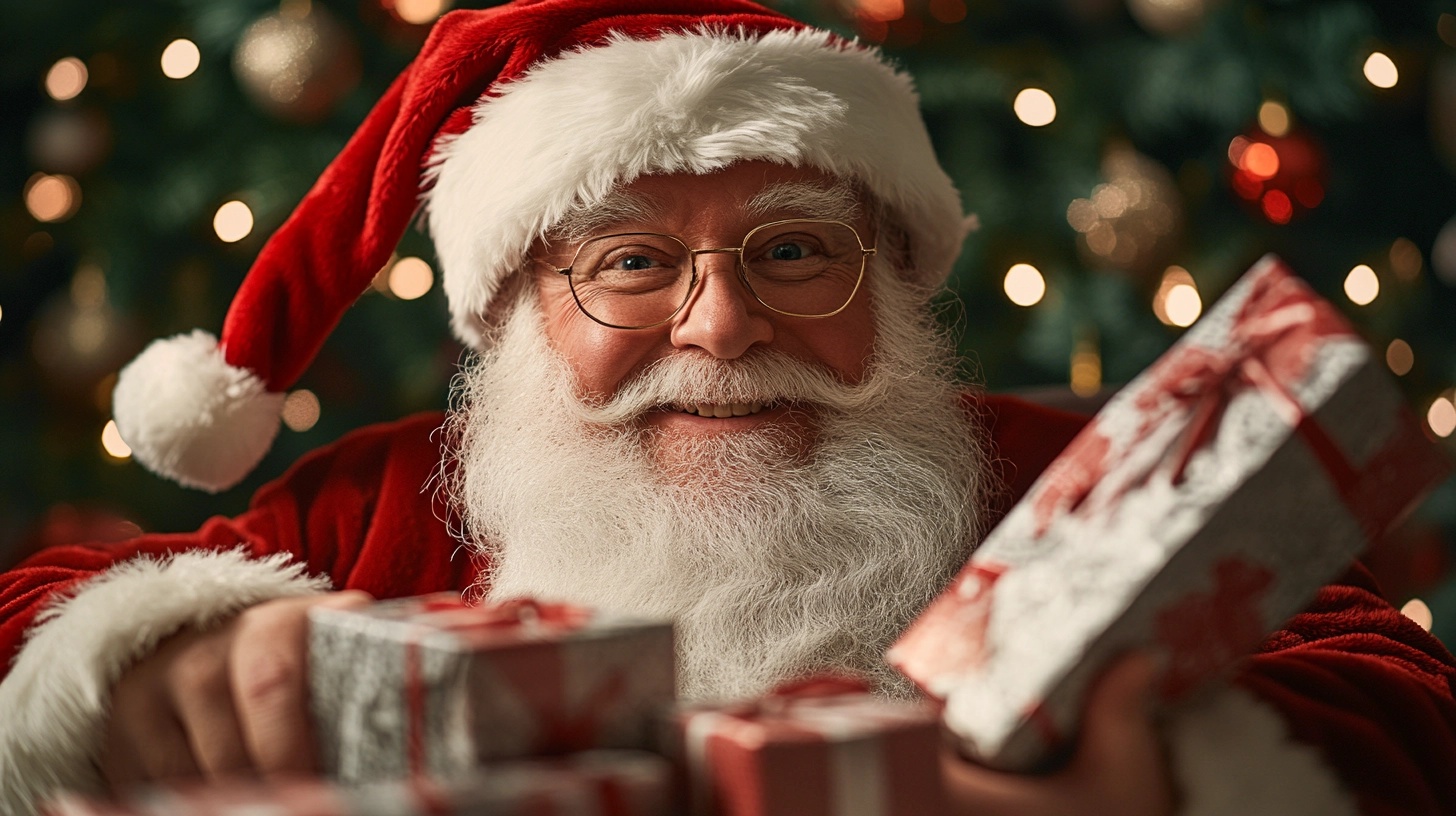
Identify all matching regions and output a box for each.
[568,350,892,426]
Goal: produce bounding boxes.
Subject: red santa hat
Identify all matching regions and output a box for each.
[112,0,967,493]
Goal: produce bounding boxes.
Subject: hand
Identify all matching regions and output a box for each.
[941,653,1176,816]
[101,590,373,791]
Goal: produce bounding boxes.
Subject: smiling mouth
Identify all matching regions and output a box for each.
[671,401,774,418]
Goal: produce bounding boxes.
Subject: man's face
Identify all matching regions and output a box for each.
[530,161,878,452]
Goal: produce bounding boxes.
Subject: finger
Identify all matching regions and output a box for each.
[228,597,321,777]
[161,631,252,779]
[1074,652,1160,770]
[135,714,203,782]
[939,747,1061,816]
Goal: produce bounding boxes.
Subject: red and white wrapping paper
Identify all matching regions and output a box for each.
[309,595,675,783]
[670,678,948,816]
[888,254,1452,771]
[43,750,676,816]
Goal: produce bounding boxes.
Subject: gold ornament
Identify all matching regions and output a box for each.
[232,2,361,123]
[1066,145,1184,277]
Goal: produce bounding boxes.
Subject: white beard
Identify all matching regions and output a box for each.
[442,271,993,702]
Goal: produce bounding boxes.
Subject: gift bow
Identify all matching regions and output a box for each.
[417,596,594,633]
[1145,270,1355,490]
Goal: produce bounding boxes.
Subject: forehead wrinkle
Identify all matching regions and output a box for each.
[745,180,861,223]
[547,189,667,243]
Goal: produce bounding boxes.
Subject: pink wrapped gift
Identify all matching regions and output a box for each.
[669,677,948,816]
[43,751,676,816]
[889,254,1451,771]
[309,595,675,783]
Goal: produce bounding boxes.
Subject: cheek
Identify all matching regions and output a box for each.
[536,281,660,400]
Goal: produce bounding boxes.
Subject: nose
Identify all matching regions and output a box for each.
[668,251,774,359]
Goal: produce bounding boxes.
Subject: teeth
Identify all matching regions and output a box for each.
[678,402,768,417]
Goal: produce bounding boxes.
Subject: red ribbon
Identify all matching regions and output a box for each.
[1047,263,1360,522]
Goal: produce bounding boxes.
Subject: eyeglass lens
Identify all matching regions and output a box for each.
[566,220,866,328]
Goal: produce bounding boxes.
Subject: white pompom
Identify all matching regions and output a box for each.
[112,330,285,493]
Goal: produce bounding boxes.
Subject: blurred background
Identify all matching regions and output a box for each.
[2,0,1454,641]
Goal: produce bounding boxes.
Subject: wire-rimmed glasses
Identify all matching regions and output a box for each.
[545,219,877,330]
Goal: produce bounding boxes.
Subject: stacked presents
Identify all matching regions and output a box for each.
[48,257,1451,814]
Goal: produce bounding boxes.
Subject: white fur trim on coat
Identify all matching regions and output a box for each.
[1166,685,1358,816]
[0,549,331,816]
[112,330,286,494]
[426,27,965,349]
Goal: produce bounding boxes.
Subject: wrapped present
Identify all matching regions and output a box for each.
[888,254,1452,771]
[668,677,948,816]
[310,595,675,783]
[43,750,676,816]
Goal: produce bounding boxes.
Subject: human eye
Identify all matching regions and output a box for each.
[576,237,684,293]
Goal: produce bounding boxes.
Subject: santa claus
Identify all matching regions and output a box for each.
[0,2,1451,815]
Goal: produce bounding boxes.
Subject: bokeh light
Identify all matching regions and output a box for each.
[1401,598,1433,631]
[161,39,201,79]
[928,0,967,24]
[1153,266,1201,327]
[1343,264,1379,305]
[213,200,254,243]
[387,256,434,300]
[1241,142,1280,179]
[45,57,88,101]
[1070,335,1102,397]
[1003,263,1046,307]
[858,0,905,22]
[282,389,321,432]
[1261,190,1293,225]
[1430,395,1456,438]
[1013,88,1057,127]
[1389,238,1423,282]
[101,420,132,459]
[1364,52,1399,89]
[1258,101,1291,137]
[393,0,451,25]
[24,173,81,222]
[1385,339,1414,376]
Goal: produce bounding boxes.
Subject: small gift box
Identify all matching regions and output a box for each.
[309,595,675,783]
[43,750,676,816]
[668,677,948,816]
[888,255,1451,771]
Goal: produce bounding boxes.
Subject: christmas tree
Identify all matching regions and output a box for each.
[3,0,1454,639]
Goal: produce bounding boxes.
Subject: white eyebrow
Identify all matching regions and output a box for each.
[546,190,666,243]
[745,180,861,222]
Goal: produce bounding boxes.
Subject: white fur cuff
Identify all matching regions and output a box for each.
[1167,685,1357,816]
[0,548,331,815]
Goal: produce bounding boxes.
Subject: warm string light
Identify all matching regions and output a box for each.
[282,390,321,432]
[387,257,434,300]
[1343,264,1379,305]
[24,173,81,223]
[213,200,254,243]
[1385,339,1414,376]
[161,39,201,79]
[101,420,132,459]
[1401,598,1433,632]
[1257,101,1291,138]
[1003,263,1046,307]
[1070,332,1102,397]
[45,57,88,101]
[857,0,905,23]
[1429,394,1456,438]
[1013,88,1057,127]
[1363,51,1399,89]
[392,0,451,24]
[1389,238,1423,282]
[1152,265,1202,327]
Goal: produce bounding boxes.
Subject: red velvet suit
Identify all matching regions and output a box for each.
[2,396,1453,814]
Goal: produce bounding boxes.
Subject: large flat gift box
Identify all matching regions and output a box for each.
[889,254,1452,771]
[310,595,675,783]
[668,678,948,816]
[43,750,676,816]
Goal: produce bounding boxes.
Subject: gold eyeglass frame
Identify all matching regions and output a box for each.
[546,218,877,330]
